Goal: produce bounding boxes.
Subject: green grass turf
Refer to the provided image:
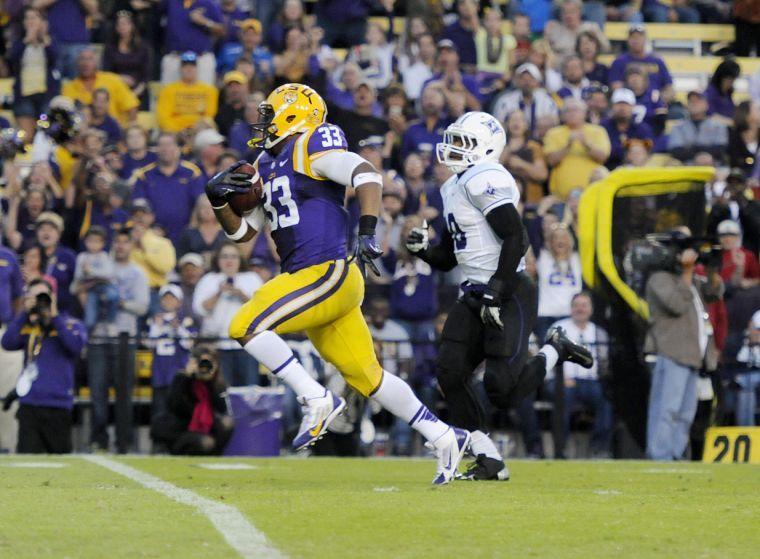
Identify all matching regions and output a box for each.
[1,456,758,559]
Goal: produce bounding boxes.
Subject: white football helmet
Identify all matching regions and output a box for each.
[436,111,506,174]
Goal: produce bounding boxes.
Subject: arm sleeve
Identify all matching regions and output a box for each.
[243,205,266,232]
[1,313,28,351]
[309,150,368,187]
[417,228,458,272]
[646,272,693,316]
[485,203,527,295]
[51,316,87,357]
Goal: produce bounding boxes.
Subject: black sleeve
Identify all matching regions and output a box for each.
[167,374,196,420]
[417,228,458,272]
[485,203,528,297]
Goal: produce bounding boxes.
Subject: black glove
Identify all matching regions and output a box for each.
[479,278,505,330]
[2,389,18,412]
[354,215,383,277]
[205,160,253,208]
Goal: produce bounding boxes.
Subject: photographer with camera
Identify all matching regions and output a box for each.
[1,277,86,453]
[150,345,234,455]
[644,227,724,461]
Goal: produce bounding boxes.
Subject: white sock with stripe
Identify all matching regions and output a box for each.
[470,430,503,461]
[371,371,449,443]
[538,344,559,371]
[244,331,324,399]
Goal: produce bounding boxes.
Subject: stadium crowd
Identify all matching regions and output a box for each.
[0,0,759,459]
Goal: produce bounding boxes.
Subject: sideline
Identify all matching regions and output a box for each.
[83,454,284,559]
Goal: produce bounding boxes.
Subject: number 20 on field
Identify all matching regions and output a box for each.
[703,427,760,464]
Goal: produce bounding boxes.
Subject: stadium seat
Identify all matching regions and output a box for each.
[604,23,734,55]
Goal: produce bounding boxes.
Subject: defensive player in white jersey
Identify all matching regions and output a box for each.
[406,111,593,480]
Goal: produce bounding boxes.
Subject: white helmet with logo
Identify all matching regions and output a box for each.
[436,111,506,174]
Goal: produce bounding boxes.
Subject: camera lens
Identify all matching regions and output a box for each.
[35,292,52,307]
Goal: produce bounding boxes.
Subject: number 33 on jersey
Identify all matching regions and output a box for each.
[243,122,351,273]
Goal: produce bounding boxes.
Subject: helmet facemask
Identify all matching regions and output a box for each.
[436,126,483,174]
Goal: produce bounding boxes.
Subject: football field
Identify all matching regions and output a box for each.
[0,455,757,558]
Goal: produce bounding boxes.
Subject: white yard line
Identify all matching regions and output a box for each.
[83,455,284,559]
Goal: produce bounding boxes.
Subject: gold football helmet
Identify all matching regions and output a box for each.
[248,83,327,150]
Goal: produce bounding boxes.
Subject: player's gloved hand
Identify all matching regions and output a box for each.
[205,160,253,207]
[355,215,383,277]
[405,220,429,254]
[479,278,505,330]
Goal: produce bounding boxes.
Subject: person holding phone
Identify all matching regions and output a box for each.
[193,242,263,386]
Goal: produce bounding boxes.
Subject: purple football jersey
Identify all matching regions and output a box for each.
[256,123,350,273]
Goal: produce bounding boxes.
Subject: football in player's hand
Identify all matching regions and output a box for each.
[229,163,264,215]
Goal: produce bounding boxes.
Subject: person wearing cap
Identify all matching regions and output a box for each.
[668,90,729,165]
[1,277,87,453]
[609,24,673,103]
[215,71,249,136]
[177,252,206,320]
[156,52,219,133]
[147,283,197,418]
[707,169,760,255]
[491,63,559,133]
[128,197,178,295]
[422,39,482,110]
[734,310,760,426]
[35,212,77,312]
[544,98,611,200]
[159,0,224,85]
[441,0,479,68]
[132,132,205,243]
[62,48,139,125]
[716,220,760,293]
[193,128,227,181]
[602,87,655,169]
[86,228,149,453]
[329,80,389,151]
[218,17,274,77]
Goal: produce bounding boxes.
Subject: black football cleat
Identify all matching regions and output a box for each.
[545,326,594,369]
[458,454,510,481]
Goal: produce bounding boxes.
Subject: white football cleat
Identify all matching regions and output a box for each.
[292,389,346,451]
[427,427,471,485]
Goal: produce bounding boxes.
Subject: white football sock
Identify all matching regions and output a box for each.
[371,371,449,443]
[470,430,503,461]
[538,344,559,371]
[244,331,324,399]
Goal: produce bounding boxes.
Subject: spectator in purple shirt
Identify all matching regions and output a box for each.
[556,55,591,103]
[265,0,306,53]
[120,125,158,181]
[8,7,60,140]
[132,133,205,244]
[399,84,450,165]
[159,0,225,85]
[35,212,77,312]
[602,88,655,169]
[441,0,479,69]
[36,0,99,79]
[325,62,363,111]
[0,247,23,326]
[103,10,152,107]
[74,173,130,250]
[576,30,609,86]
[314,0,371,49]
[1,278,86,454]
[704,58,741,124]
[422,40,482,111]
[88,89,123,146]
[609,24,673,104]
[625,64,667,138]
[217,0,247,49]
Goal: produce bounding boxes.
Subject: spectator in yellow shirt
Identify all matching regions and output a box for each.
[128,199,177,291]
[544,98,610,200]
[62,48,139,125]
[156,51,219,133]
